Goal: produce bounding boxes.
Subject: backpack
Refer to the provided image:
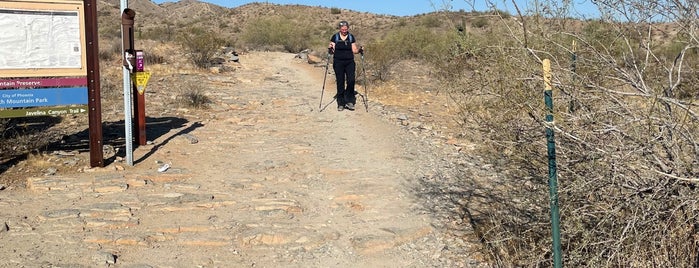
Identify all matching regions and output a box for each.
[333,32,354,44]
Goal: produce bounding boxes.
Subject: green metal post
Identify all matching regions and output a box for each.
[543,59,562,268]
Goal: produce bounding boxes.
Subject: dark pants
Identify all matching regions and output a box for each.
[333,59,356,106]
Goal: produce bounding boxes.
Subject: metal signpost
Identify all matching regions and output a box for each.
[543,59,562,268]
[121,1,135,165]
[121,3,151,163]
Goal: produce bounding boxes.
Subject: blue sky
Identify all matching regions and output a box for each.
[151,0,601,18]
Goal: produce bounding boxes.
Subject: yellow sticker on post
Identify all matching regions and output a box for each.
[131,72,151,95]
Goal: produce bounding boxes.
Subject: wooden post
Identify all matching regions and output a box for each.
[133,81,146,145]
[84,0,104,167]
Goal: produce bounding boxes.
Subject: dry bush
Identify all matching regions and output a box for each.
[239,15,326,53]
[427,1,699,266]
[176,79,212,109]
[0,117,64,161]
[144,51,166,65]
[98,40,122,62]
[99,75,122,102]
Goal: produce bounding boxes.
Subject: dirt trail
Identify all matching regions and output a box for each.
[0,52,463,267]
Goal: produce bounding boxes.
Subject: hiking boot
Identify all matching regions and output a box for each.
[337,105,344,111]
[345,103,355,111]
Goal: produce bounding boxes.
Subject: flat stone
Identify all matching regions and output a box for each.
[241,232,294,246]
[83,219,139,229]
[125,178,148,187]
[93,184,128,193]
[40,209,80,220]
[351,226,433,254]
[80,203,133,222]
[92,251,116,264]
[253,199,303,213]
[115,236,146,246]
[155,226,213,234]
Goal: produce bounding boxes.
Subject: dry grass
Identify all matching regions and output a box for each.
[24,153,56,171]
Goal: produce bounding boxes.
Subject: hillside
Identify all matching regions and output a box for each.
[96,0,481,50]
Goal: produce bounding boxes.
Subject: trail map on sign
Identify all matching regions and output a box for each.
[0,9,82,69]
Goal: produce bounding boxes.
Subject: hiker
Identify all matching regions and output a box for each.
[328,20,363,111]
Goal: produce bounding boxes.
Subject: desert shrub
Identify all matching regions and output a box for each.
[99,41,121,61]
[493,9,511,19]
[0,117,63,160]
[581,19,629,55]
[471,17,488,28]
[330,7,341,14]
[239,16,325,53]
[143,25,175,42]
[179,89,211,109]
[362,40,398,81]
[144,51,165,65]
[177,80,212,109]
[364,26,457,80]
[177,27,226,69]
[0,119,8,138]
[98,24,121,40]
[100,75,121,101]
[420,15,442,28]
[431,3,699,267]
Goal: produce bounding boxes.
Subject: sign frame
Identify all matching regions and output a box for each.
[0,0,87,78]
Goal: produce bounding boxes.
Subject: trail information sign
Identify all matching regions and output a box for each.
[0,0,104,167]
[0,1,86,77]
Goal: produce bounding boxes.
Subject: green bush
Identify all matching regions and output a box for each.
[330,7,341,14]
[364,26,458,80]
[420,15,443,28]
[177,27,226,68]
[143,25,175,42]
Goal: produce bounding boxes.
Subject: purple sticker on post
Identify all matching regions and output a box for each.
[136,50,144,72]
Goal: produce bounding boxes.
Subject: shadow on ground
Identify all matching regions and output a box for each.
[408,155,552,267]
[0,116,198,175]
[0,116,63,176]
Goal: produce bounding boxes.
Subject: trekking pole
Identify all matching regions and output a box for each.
[319,49,332,111]
[360,50,369,112]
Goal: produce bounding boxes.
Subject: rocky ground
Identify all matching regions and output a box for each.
[0,51,486,267]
